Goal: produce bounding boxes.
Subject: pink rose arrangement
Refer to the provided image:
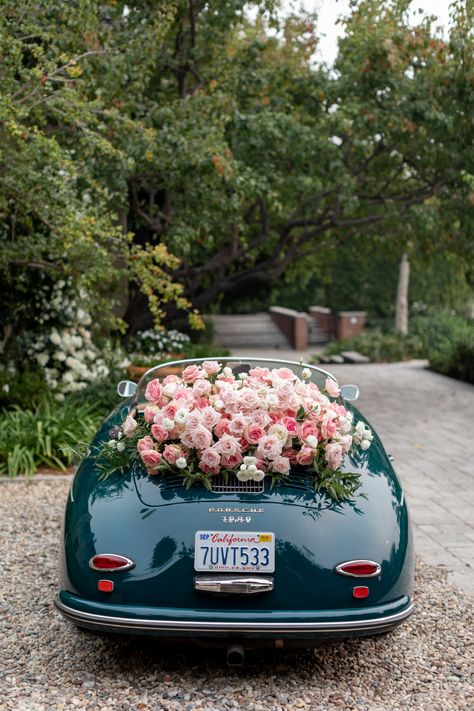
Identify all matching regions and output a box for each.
[99,362,373,500]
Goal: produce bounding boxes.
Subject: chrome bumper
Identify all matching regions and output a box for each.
[55,595,413,635]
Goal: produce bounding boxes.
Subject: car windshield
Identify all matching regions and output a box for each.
[132,357,337,408]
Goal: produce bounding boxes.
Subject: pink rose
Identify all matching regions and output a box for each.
[248,366,271,382]
[321,414,337,439]
[237,388,260,411]
[214,418,230,438]
[238,437,249,454]
[163,402,179,419]
[145,378,163,404]
[249,410,271,429]
[274,379,295,399]
[202,360,221,375]
[143,404,160,423]
[122,415,138,437]
[273,367,296,381]
[282,447,298,464]
[140,449,162,471]
[194,396,210,410]
[193,379,212,397]
[180,429,196,449]
[200,446,221,470]
[325,377,341,398]
[244,424,265,445]
[190,424,213,450]
[137,436,155,453]
[280,416,298,436]
[300,420,318,441]
[162,374,180,385]
[296,446,315,466]
[221,452,243,468]
[186,410,203,429]
[200,406,221,430]
[182,364,203,383]
[228,414,249,436]
[199,461,220,475]
[256,434,283,461]
[271,455,291,475]
[151,423,169,442]
[163,444,183,465]
[325,442,343,470]
[255,458,267,472]
[340,434,353,453]
[215,434,241,457]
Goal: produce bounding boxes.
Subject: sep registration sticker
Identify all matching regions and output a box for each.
[194,531,275,572]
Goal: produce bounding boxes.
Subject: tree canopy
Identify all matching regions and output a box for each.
[1,0,473,338]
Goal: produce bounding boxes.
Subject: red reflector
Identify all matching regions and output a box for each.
[89,554,134,572]
[353,586,369,599]
[98,580,114,593]
[335,560,381,577]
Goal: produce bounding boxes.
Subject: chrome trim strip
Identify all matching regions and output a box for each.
[132,357,337,407]
[55,597,413,633]
[88,554,135,573]
[335,560,382,579]
[194,576,274,594]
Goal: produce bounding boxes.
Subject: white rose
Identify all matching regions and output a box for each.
[252,470,265,482]
[163,382,179,397]
[174,408,189,425]
[116,441,126,453]
[50,332,61,346]
[236,469,250,482]
[306,435,318,449]
[162,418,174,430]
[301,368,311,380]
[243,456,257,466]
[360,439,371,451]
[176,457,187,469]
[268,424,288,444]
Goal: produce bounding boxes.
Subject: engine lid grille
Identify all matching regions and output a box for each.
[210,474,264,494]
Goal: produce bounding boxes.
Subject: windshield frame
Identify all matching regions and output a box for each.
[131,356,337,408]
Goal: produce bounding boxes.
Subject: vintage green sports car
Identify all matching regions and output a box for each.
[55,358,414,665]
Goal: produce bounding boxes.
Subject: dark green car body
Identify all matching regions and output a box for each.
[55,359,414,647]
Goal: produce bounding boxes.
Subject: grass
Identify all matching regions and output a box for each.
[0,400,102,477]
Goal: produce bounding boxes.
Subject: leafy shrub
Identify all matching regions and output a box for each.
[65,371,123,419]
[0,400,102,477]
[0,367,51,410]
[427,323,474,384]
[321,329,424,363]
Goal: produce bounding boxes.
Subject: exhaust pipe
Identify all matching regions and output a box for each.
[226,644,245,667]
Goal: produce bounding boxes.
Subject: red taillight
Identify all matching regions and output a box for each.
[353,586,369,599]
[89,554,134,572]
[335,560,381,578]
[98,579,114,593]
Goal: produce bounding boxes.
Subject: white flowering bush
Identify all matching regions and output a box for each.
[26,281,110,401]
[131,329,191,359]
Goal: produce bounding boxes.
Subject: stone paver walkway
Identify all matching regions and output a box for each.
[231,351,474,596]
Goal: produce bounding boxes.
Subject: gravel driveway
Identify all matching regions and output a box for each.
[1,480,473,711]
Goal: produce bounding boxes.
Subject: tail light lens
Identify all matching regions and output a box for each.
[335,560,381,578]
[89,554,135,572]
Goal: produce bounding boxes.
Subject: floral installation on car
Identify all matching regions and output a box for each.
[97,362,373,501]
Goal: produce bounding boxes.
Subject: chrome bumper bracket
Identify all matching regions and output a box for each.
[194,575,274,594]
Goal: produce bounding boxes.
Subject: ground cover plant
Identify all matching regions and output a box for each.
[0,400,102,477]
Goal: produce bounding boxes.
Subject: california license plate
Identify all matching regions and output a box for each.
[194,531,275,572]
